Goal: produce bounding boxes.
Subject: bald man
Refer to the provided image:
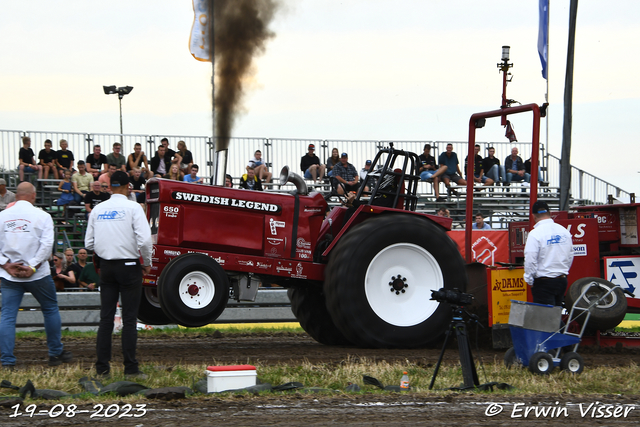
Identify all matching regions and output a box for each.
[0,183,72,369]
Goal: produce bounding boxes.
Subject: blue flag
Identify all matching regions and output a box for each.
[538,0,549,79]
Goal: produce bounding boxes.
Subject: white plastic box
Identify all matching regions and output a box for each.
[206,364,257,393]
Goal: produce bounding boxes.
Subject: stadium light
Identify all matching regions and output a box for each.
[103,85,134,140]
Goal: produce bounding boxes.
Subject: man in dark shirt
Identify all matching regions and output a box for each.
[416,143,447,202]
[504,146,530,186]
[333,152,359,195]
[84,181,110,216]
[19,136,43,182]
[56,139,75,174]
[464,144,494,187]
[38,139,59,179]
[482,146,503,186]
[86,145,108,179]
[300,144,325,182]
[160,137,182,167]
[150,145,171,177]
[239,167,263,191]
[438,143,467,194]
[129,168,146,203]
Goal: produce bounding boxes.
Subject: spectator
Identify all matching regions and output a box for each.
[56,169,75,222]
[63,248,80,287]
[127,143,151,179]
[127,183,137,203]
[184,164,204,184]
[224,174,233,188]
[333,152,359,195]
[0,179,16,210]
[38,139,59,179]
[72,160,93,203]
[106,142,127,172]
[51,252,74,291]
[150,145,170,177]
[18,136,43,182]
[84,181,110,216]
[247,149,272,183]
[524,156,543,182]
[78,257,100,291]
[300,144,325,183]
[0,183,72,368]
[98,164,118,192]
[483,146,504,186]
[438,143,467,195]
[55,139,75,175]
[417,143,447,202]
[74,248,89,277]
[504,146,530,186]
[326,148,340,177]
[160,137,182,167]
[359,160,373,192]
[164,164,183,181]
[130,168,146,204]
[239,166,263,191]
[465,144,494,188]
[436,207,450,218]
[472,213,491,230]
[85,145,108,179]
[177,140,194,176]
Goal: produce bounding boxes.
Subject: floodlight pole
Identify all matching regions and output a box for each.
[118,95,124,143]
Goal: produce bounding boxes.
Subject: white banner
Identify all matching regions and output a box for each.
[189,0,210,62]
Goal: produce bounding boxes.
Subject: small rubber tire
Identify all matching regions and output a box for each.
[504,347,518,369]
[287,287,351,346]
[565,277,627,331]
[157,253,230,327]
[528,352,555,375]
[137,286,173,325]
[560,351,584,374]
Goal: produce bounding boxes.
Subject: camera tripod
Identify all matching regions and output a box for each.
[429,305,481,390]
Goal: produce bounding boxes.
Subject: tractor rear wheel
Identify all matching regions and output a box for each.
[564,277,627,331]
[137,287,173,325]
[324,215,467,348]
[287,287,351,346]
[157,253,230,327]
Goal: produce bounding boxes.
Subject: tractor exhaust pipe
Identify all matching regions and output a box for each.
[279,166,308,195]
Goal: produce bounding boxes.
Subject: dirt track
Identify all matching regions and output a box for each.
[2,332,640,426]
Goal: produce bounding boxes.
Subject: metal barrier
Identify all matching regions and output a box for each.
[0,129,628,204]
[2,289,296,331]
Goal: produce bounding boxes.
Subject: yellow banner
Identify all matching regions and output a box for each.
[190,0,211,62]
[489,268,528,326]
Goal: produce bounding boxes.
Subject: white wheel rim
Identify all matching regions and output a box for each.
[144,287,162,309]
[537,358,550,371]
[567,359,581,372]
[580,281,618,309]
[178,271,216,309]
[365,242,443,327]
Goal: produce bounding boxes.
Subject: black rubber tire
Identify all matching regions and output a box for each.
[157,253,230,327]
[528,352,555,375]
[324,214,467,348]
[504,347,518,369]
[287,287,351,346]
[560,351,584,374]
[564,277,627,331]
[137,287,173,325]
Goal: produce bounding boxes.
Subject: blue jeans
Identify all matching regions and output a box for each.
[486,164,505,184]
[505,172,530,185]
[420,170,436,181]
[0,276,63,366]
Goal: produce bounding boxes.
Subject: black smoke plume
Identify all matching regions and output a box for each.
[211,0,280,151]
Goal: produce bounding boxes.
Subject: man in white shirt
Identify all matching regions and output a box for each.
[524,201,574,306]
[85,171,152,378]
[0,182,72,369]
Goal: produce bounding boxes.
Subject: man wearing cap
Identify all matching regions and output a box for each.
[333,152,360,195]
[359,160,374,192]
[85,170,152,378]
[300,144,325,183]
[417,144,447,202]
[0,179,15,210]
[524,201,574,306]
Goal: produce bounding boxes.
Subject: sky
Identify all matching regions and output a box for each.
[1,1,639,200]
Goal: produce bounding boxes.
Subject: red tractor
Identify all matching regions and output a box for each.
[141,144,467,348]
